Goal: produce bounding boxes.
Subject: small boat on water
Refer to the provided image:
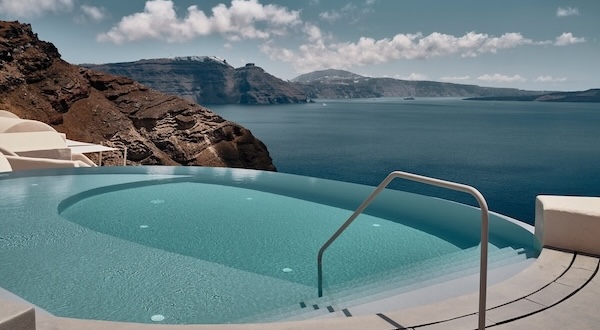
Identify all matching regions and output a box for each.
[404,97,415,100]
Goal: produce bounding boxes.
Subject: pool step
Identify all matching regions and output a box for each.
[304,246,527,320]
[241,245,516,322]
[320,245,519,302]
[321,247,528,313]
[237,245,529,323]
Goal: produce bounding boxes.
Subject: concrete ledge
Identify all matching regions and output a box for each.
[385,249,599,329]
[0,300,36,330]
[535,196,600,255]
[384,248,574,327]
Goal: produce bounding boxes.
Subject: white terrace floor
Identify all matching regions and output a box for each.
[2,196,600,330]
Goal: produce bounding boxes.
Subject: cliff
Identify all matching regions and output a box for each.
[293,69,542,98]
[86,60,307,105]
[465,89,600,102]
[292,69,363,84]
[0,21,275,170]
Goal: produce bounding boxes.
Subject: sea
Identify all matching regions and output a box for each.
[209,98,600,225]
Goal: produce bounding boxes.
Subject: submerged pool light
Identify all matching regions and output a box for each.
[150,314,165,322]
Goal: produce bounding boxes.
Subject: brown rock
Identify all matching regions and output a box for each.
[0,20,275,170]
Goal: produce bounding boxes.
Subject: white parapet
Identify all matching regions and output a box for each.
[535,195,600,255]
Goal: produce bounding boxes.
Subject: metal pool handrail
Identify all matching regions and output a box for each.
[316,170,489,330]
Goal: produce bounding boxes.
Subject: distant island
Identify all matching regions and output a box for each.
[85,63,549,105]
[84,62,599,104]
[84,58,308,105]
[464,89,600,103]
[291,69,546,99]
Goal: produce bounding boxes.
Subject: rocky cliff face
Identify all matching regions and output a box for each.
[293,69,542,99]
[87,60,307,105]
[291,69,364,83]
[0,21,275,170]
[466,89,600,102]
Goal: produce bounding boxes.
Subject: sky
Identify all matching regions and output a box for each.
[0,0,598,91]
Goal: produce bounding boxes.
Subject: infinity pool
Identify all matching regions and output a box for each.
[0,167,538,324]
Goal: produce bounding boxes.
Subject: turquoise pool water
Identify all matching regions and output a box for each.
[0,166,538,324]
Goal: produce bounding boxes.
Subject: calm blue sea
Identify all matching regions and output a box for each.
[209,98,600,225]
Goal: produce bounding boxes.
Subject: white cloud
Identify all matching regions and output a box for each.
[262,29,537,72]
[554,32,585,46]
[341,3,357,12]
[478,32,533,54]
[98,0,301,44]
[397,73,428,81]
[262,27,586,73]
[303,23,325,44]
[0,0,74,18]
[80,5,107,22]
[440,75,471,81]
[319,10,342,23]
[556,7,579,17]
[477,74,526,83]
[534,76,567,83]
[318,2,373,24]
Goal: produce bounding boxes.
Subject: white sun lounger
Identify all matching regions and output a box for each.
[0,112,124,168]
